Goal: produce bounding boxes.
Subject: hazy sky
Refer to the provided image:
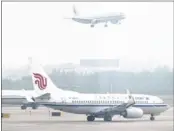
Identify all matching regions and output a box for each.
[2,2,173,70]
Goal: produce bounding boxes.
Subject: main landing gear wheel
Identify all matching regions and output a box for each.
[104,115,112,121]
[150,114,155,121]
[87,115,95,121]
[90,24,94,28]
[21,105,27,110]
[32,105,37,110]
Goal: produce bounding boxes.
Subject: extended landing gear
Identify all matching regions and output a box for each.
[21,105,27,110]
[90,24,94,28]
[87,115,95,121]
[104,22,108,27]
[32,105,38,110]
[104,115,112,121]
[150,114,155,121]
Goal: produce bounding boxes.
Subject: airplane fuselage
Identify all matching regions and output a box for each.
[72,13,125,24]
[41,93,169,117]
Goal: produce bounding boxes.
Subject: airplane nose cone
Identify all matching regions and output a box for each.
[164,104,171,111]
[167,104,171,109]
[119,13,125,19]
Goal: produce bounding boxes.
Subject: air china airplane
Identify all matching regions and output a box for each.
[65,5,126,27]
[2,90,39,109]
[24,58,170,122]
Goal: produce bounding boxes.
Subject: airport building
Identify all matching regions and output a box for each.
[80,59,119,67]
[79,59,120,71]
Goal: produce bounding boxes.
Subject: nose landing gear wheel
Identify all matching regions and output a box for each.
[21,105,27,110]
[104,24,108,27]
[90,25,94,28]
[150,114,155,121]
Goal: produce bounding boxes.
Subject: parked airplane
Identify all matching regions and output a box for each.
[2,90,39,109]
[24,58,170,122]
[65,5,126,27]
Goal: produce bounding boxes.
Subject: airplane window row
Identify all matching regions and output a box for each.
[98,97,120,99]
[97,97,128,99]
[72,100,125,104]
[134,97,144,100]
[71,100,148,104]
[135,101,148,104]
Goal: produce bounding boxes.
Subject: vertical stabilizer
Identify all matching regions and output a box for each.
[73,5,79,16]
[28,57,63,97]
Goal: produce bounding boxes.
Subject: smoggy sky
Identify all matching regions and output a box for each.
[2,2,173,70]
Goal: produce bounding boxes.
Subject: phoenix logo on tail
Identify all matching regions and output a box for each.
[33,73,47,90]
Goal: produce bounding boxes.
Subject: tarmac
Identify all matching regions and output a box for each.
[2,106,173,131]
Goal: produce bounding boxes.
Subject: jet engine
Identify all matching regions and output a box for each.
[90,19,98,27]
[122,107,143,118]
[110,20,118,24]
[91,19,97,24]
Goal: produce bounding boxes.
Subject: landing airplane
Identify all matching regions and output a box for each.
[24,58,170,122]
[65,5,126,27]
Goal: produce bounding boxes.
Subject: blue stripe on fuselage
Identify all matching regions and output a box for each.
[43,104,168,107]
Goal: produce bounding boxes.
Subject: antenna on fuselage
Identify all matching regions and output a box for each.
[110,84,113,93]
[126,89,130,95]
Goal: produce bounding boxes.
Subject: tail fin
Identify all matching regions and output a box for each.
[73,5,79,16]
[28,57,63,97]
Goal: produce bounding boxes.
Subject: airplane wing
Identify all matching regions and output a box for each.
[94,89,135,116]
[90,19,100,26]
[21,89,40,109]
[72,16,99,24]
[34,93,51,101]
[22,89,50,103]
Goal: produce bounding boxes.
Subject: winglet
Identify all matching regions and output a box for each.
[126,89,130,95]
[28,57,33,70]
[28,57,32,64]
[126,89,134,101]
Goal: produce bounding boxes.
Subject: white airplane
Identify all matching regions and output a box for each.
[65,5,126,27]
[2,89,39,109]
[23,58,170,122]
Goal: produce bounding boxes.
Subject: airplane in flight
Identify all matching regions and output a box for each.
[65,5,126,27]
[22,57,170,122]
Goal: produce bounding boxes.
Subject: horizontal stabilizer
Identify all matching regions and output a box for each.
[126,89,130,95]
[22,89,34,103]
[64,17,72,19]
[35,93,51,100]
